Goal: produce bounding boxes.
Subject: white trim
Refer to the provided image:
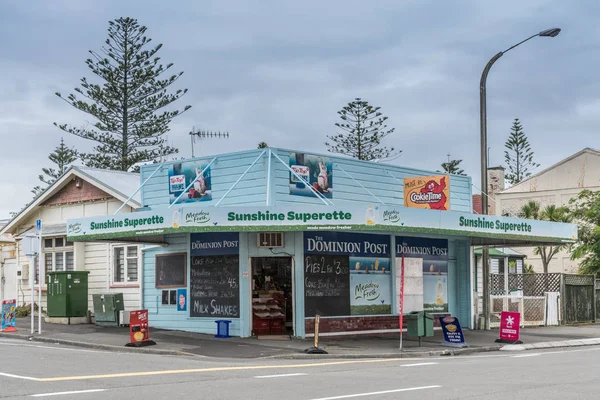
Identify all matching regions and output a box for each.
[109,243,141,286]
[305,327,442,337]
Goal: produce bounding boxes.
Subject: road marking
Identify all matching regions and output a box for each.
[401,362,438,367]
[308,385,441,399]
[0,372,40,381]
[30,389,106,397]
[38,358,414,382]
[255,373,307,378]
[512,353,541,358]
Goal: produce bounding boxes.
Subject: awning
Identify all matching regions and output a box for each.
[15,223,67,239]
[65,204,578,248]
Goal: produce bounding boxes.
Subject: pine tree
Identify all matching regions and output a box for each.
[54,17,191,172]
[326,98,399,161]
[504,118,540,185]
[441,156,465,175]
[257,141,269,149]
[32,138,78,197]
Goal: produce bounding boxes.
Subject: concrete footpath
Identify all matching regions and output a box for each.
[2,317,600,359]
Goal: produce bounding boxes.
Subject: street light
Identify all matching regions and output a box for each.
[479,28,561,330]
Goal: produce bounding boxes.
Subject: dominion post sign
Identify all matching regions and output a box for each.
[66,204,578,243]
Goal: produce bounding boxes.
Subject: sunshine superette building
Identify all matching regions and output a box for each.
[66,148,577,338]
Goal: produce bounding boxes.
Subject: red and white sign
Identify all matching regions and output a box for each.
[129,310,151,344]
[499,311,521,341]
[179,294,186,309]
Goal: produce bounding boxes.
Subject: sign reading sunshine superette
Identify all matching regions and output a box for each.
[404,175,450,211]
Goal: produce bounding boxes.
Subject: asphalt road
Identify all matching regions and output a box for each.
[1,338,600,399]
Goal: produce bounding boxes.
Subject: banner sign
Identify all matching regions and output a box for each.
[190,232,239,256]
[289,152,333,199]
[499,311,521,342]
[439,316,466,345]
[67,204,578,243]
[1,299,17,332]
[404,175,449,211]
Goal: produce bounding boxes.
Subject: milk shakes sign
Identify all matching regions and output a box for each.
[304,232,393,315]
[404,175,449,211]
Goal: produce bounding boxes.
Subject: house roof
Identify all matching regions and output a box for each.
[501,147,600,194]
[1,166,141,236]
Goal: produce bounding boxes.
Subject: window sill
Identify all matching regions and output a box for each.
[110,284,140,289]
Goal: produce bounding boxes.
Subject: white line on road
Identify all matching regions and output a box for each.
[308,385,442,400]
[401,362,439,367]
[255,373,308,379]
[0,372,40,381]
[512,353,542,358]
[30,389,106,397]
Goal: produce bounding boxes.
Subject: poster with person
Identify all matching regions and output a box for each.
[289,152,333,198]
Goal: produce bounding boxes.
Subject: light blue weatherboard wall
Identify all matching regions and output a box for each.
[139,148,474,336]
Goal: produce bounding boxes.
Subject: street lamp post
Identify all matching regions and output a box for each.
[479,28,560,330]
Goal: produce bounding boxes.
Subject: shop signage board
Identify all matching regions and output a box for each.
[177,289,187,312]
[67,204,578,243]
[439,316,468,348]
[128,310,152,345]
[168,160,212,204]
[1,299,17,332]
[499,311,521,342]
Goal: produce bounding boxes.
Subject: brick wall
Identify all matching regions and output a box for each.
[305,314,449,335]
[42,178,111,206]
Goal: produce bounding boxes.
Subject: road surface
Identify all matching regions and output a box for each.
[1,338,599,399]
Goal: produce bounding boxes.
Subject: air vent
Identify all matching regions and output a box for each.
[257,232,284,248]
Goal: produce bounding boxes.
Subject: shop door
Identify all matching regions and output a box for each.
[250,257,293,336]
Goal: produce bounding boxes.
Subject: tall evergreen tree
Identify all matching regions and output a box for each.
[32,138,78,197]
[440,156,465,175]
[504,118,540,185]
[55,17,191,172]
[326,98,399,161]
[257,141,269,149]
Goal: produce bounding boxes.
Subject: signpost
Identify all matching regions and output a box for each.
[439,316,469,348]
[398,253,405,350]
[36,219,42,335]
[1,299,17,332]
[496,311,522,344]
[125,310,156,347]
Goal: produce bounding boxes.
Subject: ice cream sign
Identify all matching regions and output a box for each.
[169,175,186,192]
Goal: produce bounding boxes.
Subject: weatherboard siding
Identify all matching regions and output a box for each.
[140,148,473,211]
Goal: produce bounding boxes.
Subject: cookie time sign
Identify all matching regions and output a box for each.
[67,204,577,243]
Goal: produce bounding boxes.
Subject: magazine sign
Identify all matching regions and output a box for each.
[499,311,521,342]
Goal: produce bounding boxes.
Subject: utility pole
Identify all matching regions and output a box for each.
[189,129,230,158]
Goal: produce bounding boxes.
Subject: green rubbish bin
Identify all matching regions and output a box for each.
[405,311,424,337]
[424,312,435,337]
[92,293,124,326]
[47,271,90,318]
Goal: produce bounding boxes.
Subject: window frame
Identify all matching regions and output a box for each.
[37,236,75,285]
[110,244,141,287]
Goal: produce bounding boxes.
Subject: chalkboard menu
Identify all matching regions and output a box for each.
[304,254,350,317]
[155,253,187,288]
[190,255,240,318]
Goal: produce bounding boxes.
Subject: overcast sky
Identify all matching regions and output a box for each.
[1,0,598,218]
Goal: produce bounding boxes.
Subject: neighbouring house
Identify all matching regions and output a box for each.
[0,219,17,302]
[0,166,143,317]
[495,148,600,273]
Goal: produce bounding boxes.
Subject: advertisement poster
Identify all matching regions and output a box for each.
[404,175,449,211]
[176,289,187,312]
[168,160,212,204]
[396,237,448,313]
[1,299,16,332]
[350,257,392,315]
[304,232,391,316]
[499,311,521,341]
[289,152,333,199]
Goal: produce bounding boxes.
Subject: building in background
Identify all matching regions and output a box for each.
[495,148,600,273]
[0,167,143,316]
[0,219,16,303]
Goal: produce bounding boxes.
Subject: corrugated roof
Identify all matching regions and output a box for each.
[75,166,141,205]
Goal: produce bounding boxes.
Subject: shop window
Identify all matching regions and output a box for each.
[112,245,139,285]
[162,289,177,305]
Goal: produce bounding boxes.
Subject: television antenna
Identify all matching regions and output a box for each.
[189,128,230,157]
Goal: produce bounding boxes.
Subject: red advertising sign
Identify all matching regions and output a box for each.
[499,311,521,341]
[129,310,150,344]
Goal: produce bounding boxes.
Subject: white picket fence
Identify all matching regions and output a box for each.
[490,293,560,327]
